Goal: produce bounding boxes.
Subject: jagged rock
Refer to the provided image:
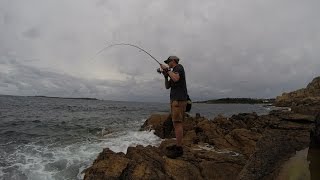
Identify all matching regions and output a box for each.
[291,97,320,115]
[307,147,320,180]
[275,77,320,105]
[84,149,130,180]
[275,76,320,115]
[238,129,310,180]
[230,112,260,129]
[224,129,262,157]
[140,114,174,139]
[121,145,167,179]
[85,110,315,180]
[273,111,314,123]
[310,113,320,148]
[140,114,202,139]
[85,140,247,180]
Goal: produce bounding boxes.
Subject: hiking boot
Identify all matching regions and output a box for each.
[166,144,177,151]
[165,145,183,159]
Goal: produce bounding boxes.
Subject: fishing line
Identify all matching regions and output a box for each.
[91,43,161,65]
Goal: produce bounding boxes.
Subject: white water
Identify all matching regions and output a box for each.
[0,130,162,180]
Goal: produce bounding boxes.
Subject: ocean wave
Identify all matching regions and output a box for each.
[0,130,162,180]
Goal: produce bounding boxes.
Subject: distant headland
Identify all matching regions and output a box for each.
[195,98,275,104]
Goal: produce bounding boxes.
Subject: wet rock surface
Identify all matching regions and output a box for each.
[84,110,314,180]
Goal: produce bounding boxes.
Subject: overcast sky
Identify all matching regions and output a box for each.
[0,0,319,102]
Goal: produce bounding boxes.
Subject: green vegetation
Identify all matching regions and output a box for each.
[195,98,275,104]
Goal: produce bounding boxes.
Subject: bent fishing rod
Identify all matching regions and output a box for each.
[92,43,162,65]
[92,43,170,75]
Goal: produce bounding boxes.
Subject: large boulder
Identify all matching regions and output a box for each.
[84,149,131,180]
[275,76,320,115]
[140,114,173,139]
[140,114,202,139]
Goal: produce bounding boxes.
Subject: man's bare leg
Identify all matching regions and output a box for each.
[173,121,183,146]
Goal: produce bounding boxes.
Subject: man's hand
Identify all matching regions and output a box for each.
[163,71,169,78]
[160,64,170,78]
[160,64,169,72]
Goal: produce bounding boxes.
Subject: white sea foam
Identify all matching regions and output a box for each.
[99,130,162,153]
[194,143,240,157]
[1,130,162,180]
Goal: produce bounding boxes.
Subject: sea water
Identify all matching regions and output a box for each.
[0,95,269,180]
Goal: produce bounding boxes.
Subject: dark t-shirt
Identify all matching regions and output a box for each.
[170,64,188,101]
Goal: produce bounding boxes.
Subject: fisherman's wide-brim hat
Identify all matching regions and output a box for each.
[164,56,179,64]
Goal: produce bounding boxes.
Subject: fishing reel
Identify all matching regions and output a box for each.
[156,68,171,74]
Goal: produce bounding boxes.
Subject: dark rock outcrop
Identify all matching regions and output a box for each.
[275,76,320,115]
[84,110,314,179]
[310,113,320,148]
[308,113,320,180]
[238,129,310,180]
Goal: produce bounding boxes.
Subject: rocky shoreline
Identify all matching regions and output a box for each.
[275,76,320,116]
[84,77,320,179]
[84,111,315,179]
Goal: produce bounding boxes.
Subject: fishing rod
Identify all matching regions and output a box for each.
[92,43,162,65]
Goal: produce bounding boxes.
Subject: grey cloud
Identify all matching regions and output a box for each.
[2,13,11,25]
[0,0,319,101]
[22,28,41,39]
[0,59,167,101]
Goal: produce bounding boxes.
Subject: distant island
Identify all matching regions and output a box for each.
[195,98,275,104]
[33,96,99,100]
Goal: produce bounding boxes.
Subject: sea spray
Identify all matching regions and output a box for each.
[1,130,162,180]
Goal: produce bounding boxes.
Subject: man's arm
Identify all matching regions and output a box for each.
[160,64,180,82]
[167,71,180,82]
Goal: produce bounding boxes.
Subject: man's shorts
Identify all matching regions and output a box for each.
[170,100,187,122]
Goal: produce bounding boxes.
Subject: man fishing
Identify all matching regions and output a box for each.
[160,56,188,158]
[93,44,190,158]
